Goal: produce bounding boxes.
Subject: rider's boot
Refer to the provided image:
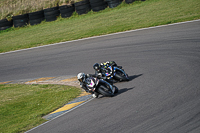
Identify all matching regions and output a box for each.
[92,92,99,98]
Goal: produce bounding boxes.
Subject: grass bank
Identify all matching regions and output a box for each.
[0,84,81,133]
[0,0,200,53]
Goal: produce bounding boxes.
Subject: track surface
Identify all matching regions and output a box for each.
[1,20,200,133]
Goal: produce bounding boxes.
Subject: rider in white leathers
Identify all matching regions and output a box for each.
[77,73,99,98]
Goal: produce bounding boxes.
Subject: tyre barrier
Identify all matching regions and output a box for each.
[44,7,60,22]
[125,0,135,4]
[12,14,29,28]
[105,0,122,8]
[74,0,91,15]
[0,0,145,31]
[29,10,44,25]
[89,0,108,12]
[0,19,13,31]
[59,4,75,18]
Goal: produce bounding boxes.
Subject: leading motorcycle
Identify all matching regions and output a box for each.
[86,77,118,97]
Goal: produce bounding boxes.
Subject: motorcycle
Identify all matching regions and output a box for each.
[103,65,129,83]
[86,77,118,97]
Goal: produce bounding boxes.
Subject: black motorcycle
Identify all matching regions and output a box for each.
[102,65,129,83]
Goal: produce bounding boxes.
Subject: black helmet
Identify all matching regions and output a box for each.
[93,63,100,71]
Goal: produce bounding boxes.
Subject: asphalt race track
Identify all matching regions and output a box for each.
[1,20,200,133]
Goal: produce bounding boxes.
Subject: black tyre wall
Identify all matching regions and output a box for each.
[105,0,122,8]
[74,0,90,6]
[125,0,135,4]
[29,10,44,25]
[0,19,13,31]
[74,0,91,15]
[44,7,60,22]
[0,26,12,31]
[0,19,13,27]
[92,5,107,12]
[89,0,107,12]
[12,14,29,27]
[59,5,75,18]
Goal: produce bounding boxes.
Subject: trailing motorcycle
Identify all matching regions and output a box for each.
[86,76,118,97]
[103,65,129,83]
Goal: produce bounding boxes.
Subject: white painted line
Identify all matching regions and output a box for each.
[25,97,95,133]
[1,19,200,55]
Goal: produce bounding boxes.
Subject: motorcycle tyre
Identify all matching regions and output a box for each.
[114,73,129,81]
[98,85,114,97]
[113,85,118,94]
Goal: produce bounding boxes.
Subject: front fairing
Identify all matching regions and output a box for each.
[113,66,127,77]
[86,77,99,91]
[100,79,115,94]
[105,66,113,79]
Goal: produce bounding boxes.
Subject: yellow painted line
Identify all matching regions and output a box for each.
[50,101,85,114]
[61,76,77,82]
[25,77,54,84]
[0,81,11,84]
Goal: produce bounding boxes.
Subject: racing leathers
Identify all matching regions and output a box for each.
[78,74,99,98]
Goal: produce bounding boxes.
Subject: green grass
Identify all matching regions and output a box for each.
[0,0,200,53]
[0,84,81,133]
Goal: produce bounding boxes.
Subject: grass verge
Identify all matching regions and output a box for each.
[0,84,81,133]
[0,0,200,53]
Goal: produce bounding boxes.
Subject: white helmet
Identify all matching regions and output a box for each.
[77,73,85,83]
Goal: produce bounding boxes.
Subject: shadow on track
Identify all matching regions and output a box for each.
[128,74,143,81]
[116,87,135,95]
[97,74,143,98]
[111,74,143,97]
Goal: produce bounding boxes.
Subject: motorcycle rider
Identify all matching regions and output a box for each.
[93,61,122,81]
[101,61,122,69]
[93,63,111,80]
[77,72,99,98]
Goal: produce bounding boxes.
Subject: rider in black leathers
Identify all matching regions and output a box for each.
[93,61,122,82]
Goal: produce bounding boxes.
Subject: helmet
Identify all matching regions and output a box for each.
[93,63,100,72]
[77,73,86,83]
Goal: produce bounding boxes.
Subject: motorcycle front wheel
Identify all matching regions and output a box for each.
[98,85,114,97]
[114,71,129,81]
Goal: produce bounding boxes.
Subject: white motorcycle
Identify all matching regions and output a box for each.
[86,77,118,97]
